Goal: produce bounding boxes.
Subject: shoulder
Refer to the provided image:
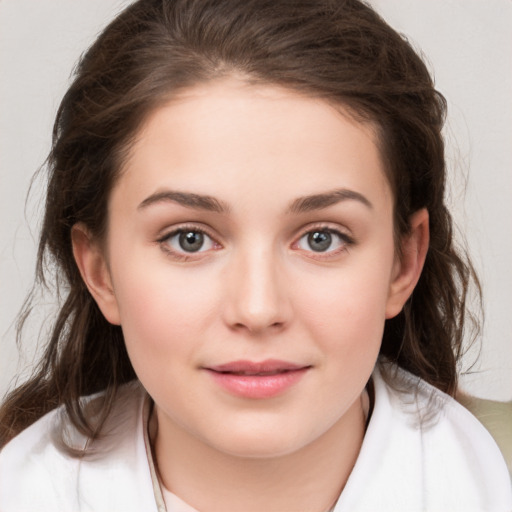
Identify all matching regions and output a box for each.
[458,392,512,475]
[337,362,512,512]
[0,381,157,512]
[0,402,74,511]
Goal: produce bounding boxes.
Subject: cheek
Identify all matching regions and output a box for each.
[109,255,218,374]
[294,253,394,354]
[294,270,389,407]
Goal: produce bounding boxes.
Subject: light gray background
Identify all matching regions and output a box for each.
[1,1,511,401]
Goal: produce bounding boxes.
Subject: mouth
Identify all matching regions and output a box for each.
[216,369,299,376]
[203,360,311,399]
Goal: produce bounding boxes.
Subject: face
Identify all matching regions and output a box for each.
[77,79,420,459]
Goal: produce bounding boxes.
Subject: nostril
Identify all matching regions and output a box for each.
[230,320,284,334]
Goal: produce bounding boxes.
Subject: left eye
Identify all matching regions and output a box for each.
[164,230,216,253]
[296,229,347,253]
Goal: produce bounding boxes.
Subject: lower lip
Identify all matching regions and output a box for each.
[205,368,309,399]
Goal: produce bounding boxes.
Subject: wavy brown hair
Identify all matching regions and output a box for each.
[0,0,480,448]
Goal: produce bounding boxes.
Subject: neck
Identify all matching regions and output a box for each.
[153,396,367,512]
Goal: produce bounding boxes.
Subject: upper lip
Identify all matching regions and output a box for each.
[205,359,311,375]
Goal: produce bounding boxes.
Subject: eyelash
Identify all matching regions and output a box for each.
[293,225,355,259]
[156,224,355,261]
[157,225,220,262]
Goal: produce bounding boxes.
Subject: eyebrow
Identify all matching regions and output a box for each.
[138,190,230,214]
[287,188,373,214]
[137,187,372,215]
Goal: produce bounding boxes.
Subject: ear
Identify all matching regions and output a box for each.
[385,208,429,319]
[71,223,121,325]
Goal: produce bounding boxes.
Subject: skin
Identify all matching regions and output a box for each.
[73,78,428,512]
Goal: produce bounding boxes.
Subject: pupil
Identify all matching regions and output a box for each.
[308,231,331,252]
[179,231,204,252]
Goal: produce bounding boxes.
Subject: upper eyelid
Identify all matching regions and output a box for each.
[158,223,218,241]
[294,222,353,240]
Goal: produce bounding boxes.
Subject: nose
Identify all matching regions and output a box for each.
[223,245,291,335]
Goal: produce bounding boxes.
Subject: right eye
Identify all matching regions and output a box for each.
[160,228,217,255]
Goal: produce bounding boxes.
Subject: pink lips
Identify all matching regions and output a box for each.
[204,359,310,399]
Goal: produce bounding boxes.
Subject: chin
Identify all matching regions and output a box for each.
[215,436,305,460]
[200,419,317,460]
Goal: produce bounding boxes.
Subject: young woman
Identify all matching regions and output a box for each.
[0,0,510,510]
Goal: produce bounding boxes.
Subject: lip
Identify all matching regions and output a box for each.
[203,359,311,399]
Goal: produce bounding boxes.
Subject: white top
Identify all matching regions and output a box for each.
[1,363,511,511]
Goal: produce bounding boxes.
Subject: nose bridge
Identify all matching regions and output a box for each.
[225,239,289,333]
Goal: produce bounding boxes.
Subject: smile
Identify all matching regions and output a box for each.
[203,360,311,399]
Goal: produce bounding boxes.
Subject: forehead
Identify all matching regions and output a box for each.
[114,79,392,214]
